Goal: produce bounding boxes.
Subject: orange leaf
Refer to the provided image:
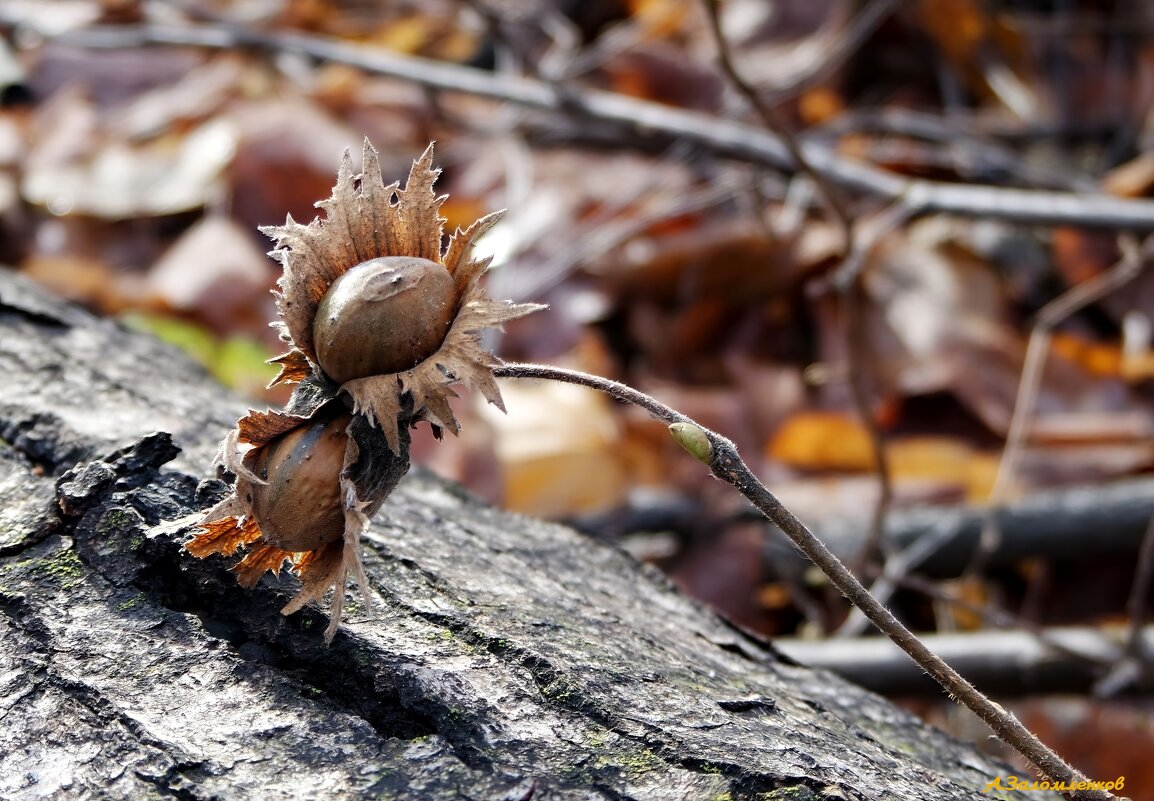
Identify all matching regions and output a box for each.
[887,437,999,503]
[939,576,989,631]
[768,412,875,471]
[1049,332,1124,378]
[799,87,845,126]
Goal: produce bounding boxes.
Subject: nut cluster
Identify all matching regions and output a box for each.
[186,140,541,641]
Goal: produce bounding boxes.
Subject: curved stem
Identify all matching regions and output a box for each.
[493,361,1113,801]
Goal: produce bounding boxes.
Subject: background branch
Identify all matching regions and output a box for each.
[974,236,1150,572]
[777,625,1147,697]
[757,475,1154,580]
[45,21,1154,231]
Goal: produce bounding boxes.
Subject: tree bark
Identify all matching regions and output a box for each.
[0,270,1057,800]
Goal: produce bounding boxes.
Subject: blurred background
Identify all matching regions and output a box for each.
[2,0,1154,793]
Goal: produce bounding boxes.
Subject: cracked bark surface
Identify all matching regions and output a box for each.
[0,270,1053,801]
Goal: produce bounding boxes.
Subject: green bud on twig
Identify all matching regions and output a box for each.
[669,422,712,464]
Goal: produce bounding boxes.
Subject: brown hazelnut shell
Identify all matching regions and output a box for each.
[249,410,352,553]
[313,256,455,384]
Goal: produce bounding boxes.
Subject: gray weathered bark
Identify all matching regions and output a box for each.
[0,270,1054,800]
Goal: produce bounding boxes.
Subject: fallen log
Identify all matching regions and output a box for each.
[0,270,1056,800]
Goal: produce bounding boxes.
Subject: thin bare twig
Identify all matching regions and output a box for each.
[826,205,915,576]
[830,201,917,288]
[761,0,902,106]
[43,21,1154,230]
[1125,517,1154,658]
[701,0,852,245]
[835,517,963,638]
[700,0,892,581]
[840,281,894,574]
[974,235,1150,571]
[1091,515,1154,699]
[493,362,1111,800]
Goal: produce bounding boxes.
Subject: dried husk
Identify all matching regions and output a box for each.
[261,139,544,452]
[190,139,542,641]
[249,409,352,553]
[191,390,409,641]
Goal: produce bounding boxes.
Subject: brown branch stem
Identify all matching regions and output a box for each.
[1125,518,1154,658]
[494,361,1112,800]
[42,21,1154,231]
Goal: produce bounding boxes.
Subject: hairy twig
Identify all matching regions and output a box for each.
[43,21,1154,230]
[493,362,1111,800]
[834,516,963,639]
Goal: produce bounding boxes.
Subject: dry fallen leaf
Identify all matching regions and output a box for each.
[144,214,274,334]
[479,378,628,518]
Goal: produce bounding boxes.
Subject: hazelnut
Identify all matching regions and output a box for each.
[249,411,352,553]
[191,140,543,641]
[313,256,456,383]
